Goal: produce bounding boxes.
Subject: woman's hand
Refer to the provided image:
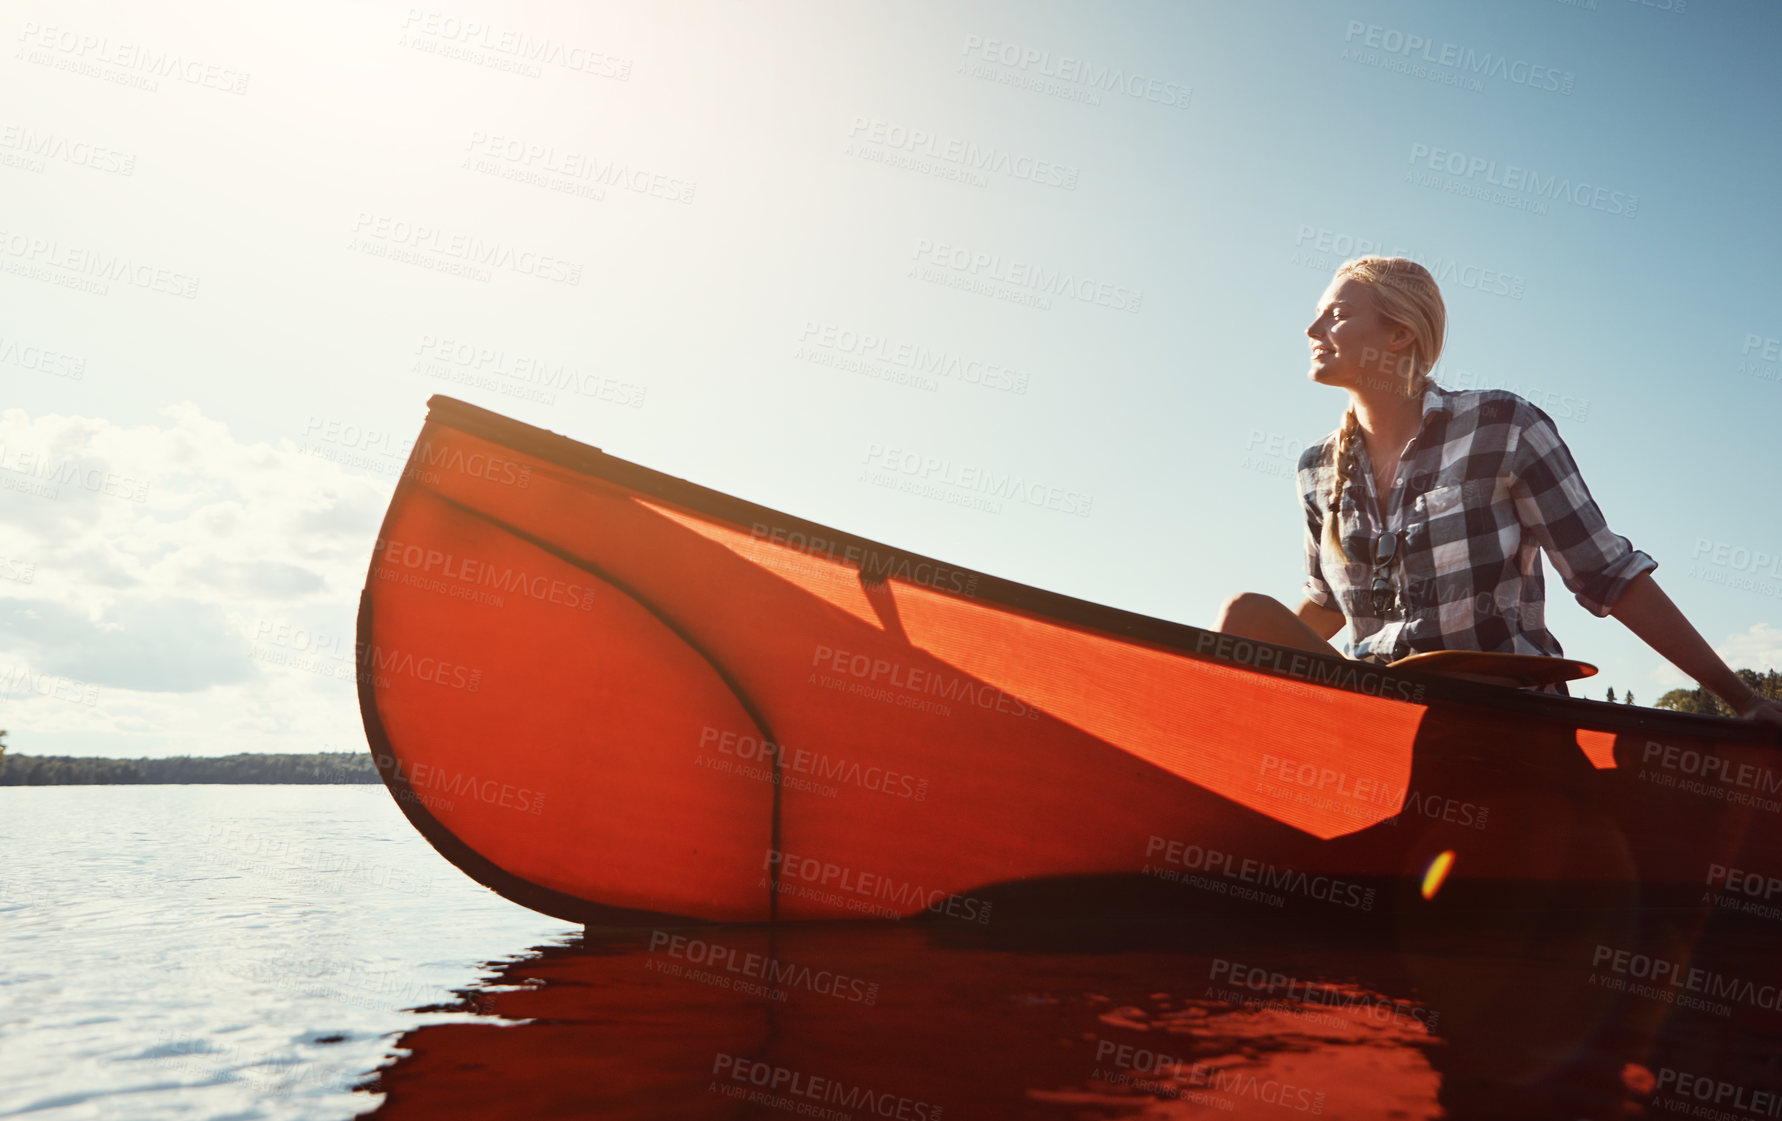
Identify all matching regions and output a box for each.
[1608,576,1782,728]
[1733,693,1782,728]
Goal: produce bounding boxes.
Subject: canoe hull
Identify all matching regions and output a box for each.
[357,397,1781,926]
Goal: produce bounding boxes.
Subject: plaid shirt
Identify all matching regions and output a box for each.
[1297,384,1656,682]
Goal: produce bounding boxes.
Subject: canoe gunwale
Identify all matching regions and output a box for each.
[416,394,1777,750]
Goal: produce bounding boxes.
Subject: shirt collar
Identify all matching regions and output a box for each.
[1332,381,1451,483]
[1421,379,1453,421]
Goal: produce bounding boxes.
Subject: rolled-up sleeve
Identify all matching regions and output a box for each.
[1509,401,1657,616]
[1297,445,1334,609]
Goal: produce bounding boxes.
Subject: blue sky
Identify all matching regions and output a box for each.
[3,0,1777,756]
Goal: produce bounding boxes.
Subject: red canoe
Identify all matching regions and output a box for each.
[356,397,1781,926]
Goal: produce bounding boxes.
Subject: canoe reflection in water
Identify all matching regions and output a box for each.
[357,906,1782,1120]
[355,398,1782,1118]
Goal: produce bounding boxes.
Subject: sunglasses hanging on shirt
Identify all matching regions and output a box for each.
[1371,530,1403,619]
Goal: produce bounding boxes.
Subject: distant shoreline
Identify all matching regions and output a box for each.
[0,752,380,786]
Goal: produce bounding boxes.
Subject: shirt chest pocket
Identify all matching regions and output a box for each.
[1409,483,1472,573]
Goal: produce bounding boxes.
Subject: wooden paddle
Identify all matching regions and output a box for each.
[1386,650,1598,689]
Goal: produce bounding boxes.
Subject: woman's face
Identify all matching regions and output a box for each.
[1306,278,1415,393]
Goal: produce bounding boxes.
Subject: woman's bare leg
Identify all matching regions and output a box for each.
[1212,593,1338,654]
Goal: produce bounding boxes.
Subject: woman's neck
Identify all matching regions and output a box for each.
[1349,382,1424,448]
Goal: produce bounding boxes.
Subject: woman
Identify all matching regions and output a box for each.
[1216,255,1782,726]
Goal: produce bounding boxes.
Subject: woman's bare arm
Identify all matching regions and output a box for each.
[1608,572,1782,726]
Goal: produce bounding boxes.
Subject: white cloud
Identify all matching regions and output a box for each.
[1717,623,1782,675]
[0,596,253,693]
[0,405,392,754]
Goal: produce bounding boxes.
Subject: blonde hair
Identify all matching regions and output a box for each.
[1320,257,1447,564]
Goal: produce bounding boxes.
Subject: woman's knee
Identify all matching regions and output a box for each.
[1215,591,1283,632]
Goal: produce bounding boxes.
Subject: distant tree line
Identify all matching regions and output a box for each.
[0,668,1771,788]
[0,751,380,786]
[1651,668,1782,718]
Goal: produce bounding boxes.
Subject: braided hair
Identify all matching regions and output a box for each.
[1319,257,1447,565]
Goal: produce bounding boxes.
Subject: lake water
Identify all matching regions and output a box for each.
[0,786,577,1120]
[6,785,1782,1120]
